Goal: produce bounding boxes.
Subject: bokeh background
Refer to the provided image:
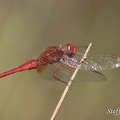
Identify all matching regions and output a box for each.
[0,0,120,120]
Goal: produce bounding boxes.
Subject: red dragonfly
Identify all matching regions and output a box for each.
[0,43,120,84]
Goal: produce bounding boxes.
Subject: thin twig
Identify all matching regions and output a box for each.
[50,43,92,120]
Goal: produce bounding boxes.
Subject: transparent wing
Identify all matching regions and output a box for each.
[75,48,120,71]
[38,63,106,82]
[38,46,119,82]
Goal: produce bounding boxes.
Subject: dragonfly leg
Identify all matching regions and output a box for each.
[53,63,67,85]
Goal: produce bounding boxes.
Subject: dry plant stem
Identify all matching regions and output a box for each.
[50,43,92,120]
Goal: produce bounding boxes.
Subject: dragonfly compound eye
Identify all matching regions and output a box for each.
[66,43,77,57]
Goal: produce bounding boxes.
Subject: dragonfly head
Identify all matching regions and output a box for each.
[66,43,77,57]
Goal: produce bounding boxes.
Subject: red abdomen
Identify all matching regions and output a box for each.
[0,59,38,78]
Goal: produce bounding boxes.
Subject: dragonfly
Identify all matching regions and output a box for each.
[0,43,120,84]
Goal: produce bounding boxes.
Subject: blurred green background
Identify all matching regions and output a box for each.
[0,0,120,120]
